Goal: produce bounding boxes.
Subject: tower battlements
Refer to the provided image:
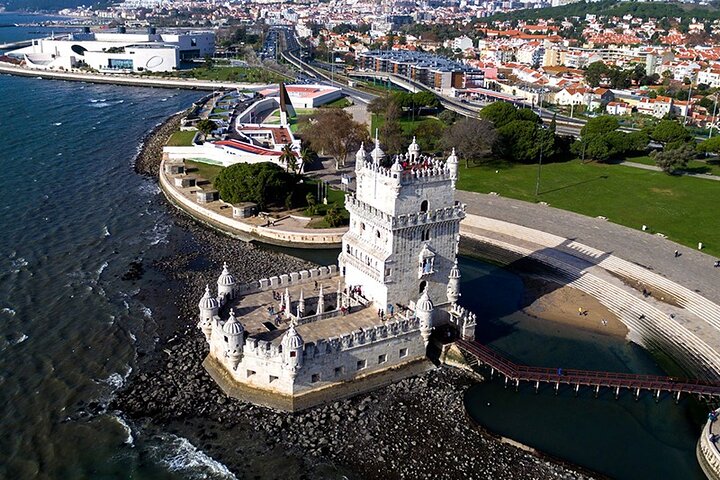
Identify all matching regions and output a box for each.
[196,132,476,411]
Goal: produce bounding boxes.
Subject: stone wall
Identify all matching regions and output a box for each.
[159,159,345,247]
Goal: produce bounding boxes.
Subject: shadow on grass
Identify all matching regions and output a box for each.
[538,175,609,196]
[683,166,712,175]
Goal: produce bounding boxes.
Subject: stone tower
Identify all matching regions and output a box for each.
[340,140,465,312]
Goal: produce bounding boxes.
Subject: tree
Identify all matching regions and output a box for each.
[651,143,695,174]
[441,118,497,167]
[279,144,298,174]
[214,163,294,209]
[581,115,619,138]
[584,61,610,87]
[651,120,692,147]
[496,120,555,163]
[438,109,458,125]
[368,96,391,116]
[302,109,369,168]
[379,117,406,156]
[479,102,518,128]
[324,203,344,227]
[697,136,720,154]
[196,119,218,136]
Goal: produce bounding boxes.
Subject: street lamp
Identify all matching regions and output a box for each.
[535,127,547,197]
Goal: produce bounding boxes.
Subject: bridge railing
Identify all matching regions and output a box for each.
[456,339,720,396]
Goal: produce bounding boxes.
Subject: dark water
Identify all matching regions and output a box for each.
[459,260,705,480]
[0,12,705,480]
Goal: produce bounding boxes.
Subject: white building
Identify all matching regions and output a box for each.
[9,29,214,73]
[197,138,476,411]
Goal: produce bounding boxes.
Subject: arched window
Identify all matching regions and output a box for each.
[419,281,427,294]
[376,230,381,239]
[421,229,430,241]
[420,200,428,212]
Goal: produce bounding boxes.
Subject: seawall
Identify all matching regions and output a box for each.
[0,62,266,91]
[159,159,345,248]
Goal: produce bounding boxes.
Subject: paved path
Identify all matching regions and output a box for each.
[456,191,720,304]
[621,161,720,181]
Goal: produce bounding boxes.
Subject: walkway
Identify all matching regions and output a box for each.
[457,339,720,399]
[620,161,720,182]
[456,191,720,305]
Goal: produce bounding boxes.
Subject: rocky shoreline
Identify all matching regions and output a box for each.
[113,117,597,479]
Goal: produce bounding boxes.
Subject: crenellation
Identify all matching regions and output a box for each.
[198,136,476,411]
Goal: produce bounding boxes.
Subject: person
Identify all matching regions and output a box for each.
[715,260,720,268]
[674,250,679,258]
[557,368,563,376]
[639,314,646,320]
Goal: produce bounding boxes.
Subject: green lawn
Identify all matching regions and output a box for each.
[625,154,720,176]
[370,114,437,135]
[185,160,223,184]
[166,130,197,147]
[172,66,286,83]
[301,180,349,228]
[320,97,352,109]
[456,159,720,256]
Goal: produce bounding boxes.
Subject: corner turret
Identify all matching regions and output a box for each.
[217,262,236,301]
[446,148,459,186]
[416,288,434,346]
[281,321,304,376]
[198,284,219,341]
[447,260,461,304]
[355,142,367,171]
[222,309,244,369]
[408,136,420,161]
[371,129,384,165]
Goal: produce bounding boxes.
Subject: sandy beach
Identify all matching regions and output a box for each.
[521,275,629,337]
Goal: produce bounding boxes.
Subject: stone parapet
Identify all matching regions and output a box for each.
[698,412,720,480]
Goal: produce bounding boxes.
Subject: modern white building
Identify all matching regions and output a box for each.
[9,29,214,72]
[197,138,476,411]
[256,84,343,109]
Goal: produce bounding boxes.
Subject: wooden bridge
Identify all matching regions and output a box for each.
[456,339,720,401]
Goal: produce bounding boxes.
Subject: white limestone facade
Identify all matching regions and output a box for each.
[196,137,476,410]
[339,136,464,312]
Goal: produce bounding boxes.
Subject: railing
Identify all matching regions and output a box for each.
[457,339,720,397]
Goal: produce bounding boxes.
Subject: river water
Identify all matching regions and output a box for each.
[0,12,706,480]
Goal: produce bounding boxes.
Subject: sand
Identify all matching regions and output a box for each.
[521,275,629,337]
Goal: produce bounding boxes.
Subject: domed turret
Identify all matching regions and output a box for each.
[447,260,461,304]
[217,262,236,300]
[198,284,219,342]
[222,309,244,369]
[355,142,367,171]
[416,288,434,346]
[391,155,403,173]
[282,322,304,375]
[408,136,420,161]
[446,148,459,184]
[371,129,384,165]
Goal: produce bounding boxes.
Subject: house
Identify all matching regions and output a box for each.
[554,87,588,106]
[606,101,631,115]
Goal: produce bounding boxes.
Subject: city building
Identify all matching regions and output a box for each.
[357,50,484,92]
[8,28,214,72]
[197,138,476,411]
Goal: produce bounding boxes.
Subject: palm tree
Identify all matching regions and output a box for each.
[279,144,297,174]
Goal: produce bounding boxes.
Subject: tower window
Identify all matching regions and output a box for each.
[290,351,297,357]
[421,229,430,241]
[357,359,366,370]
[311,374,320,383]
[420,200,428,212]
[419,280,427,294]
[399,348,408,358]
[378,354,387,364]
[376,230,381,238]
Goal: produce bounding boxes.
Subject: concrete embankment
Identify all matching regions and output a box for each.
[459,215,720,381]
[0,62,265,91]
[159,159,346,248]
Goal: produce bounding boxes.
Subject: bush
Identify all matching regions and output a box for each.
[214,163,294,209]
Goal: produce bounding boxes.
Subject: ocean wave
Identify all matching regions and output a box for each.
[152,434,237,479]
[13,333,28,345]
[53,122,62,126]
[111,414,134,446]
[103,225,111,237]
[142,307,153,319]
[97,261,109,276]
[1,307,16,316]
[9,256,28,273]
[147,221,170,246]
[101,365,133,391]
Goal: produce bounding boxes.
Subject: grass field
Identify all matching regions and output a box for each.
[171,66,286,83]
[166,130,197,147]
[319,97,352,109]
[370,114,437,136]
[185,160,223,184]
[456,159,720,256]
